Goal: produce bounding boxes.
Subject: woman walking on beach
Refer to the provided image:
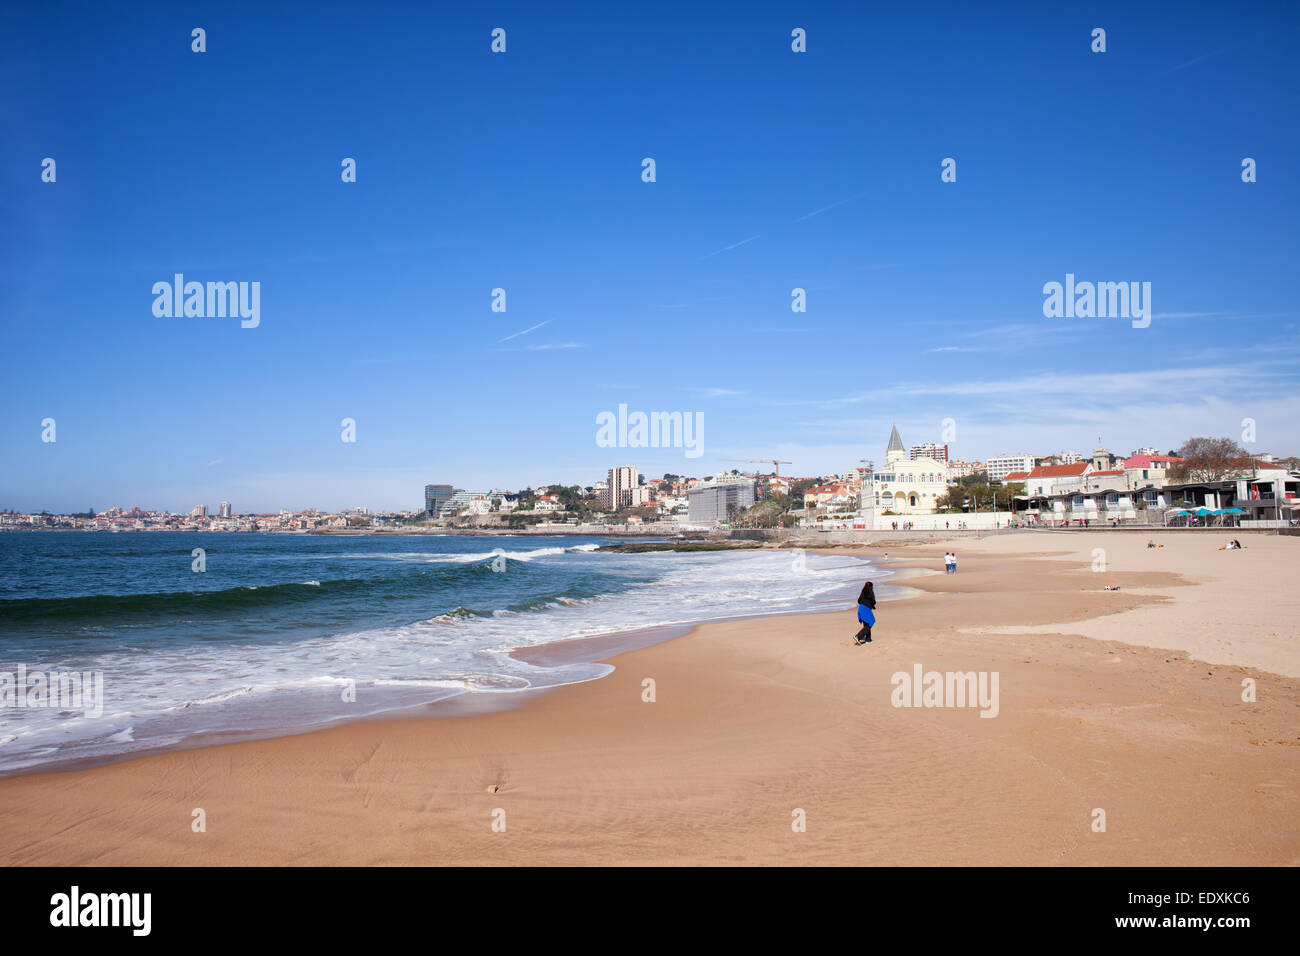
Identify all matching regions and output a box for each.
[854,581,877,645]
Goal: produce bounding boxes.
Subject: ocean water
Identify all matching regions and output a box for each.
[0,532,888,774]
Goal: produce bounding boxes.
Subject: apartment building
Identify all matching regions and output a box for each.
[985,455,1035,482]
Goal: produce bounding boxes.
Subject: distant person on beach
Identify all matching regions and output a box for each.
[950,552,957,573]
[854,581,876,645]
[943,552,953,573]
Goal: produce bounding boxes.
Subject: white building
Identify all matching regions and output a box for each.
[986,455,1035,483]
[1020,461,1093,498]
[863,426,954,514]
[439,491,489,517]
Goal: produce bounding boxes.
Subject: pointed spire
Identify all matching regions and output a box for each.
[887,423,904,453]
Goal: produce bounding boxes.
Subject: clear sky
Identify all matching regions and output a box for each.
[2,1,1297,513]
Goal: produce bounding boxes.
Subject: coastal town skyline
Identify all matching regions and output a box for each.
[5,425,1288,520]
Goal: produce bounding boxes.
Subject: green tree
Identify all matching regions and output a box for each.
[789,478,820,500]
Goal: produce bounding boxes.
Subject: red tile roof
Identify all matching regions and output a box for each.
[1125,454,1181,467]
[1028,462,1091,479]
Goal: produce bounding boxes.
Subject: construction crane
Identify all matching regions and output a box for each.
[721,458,793,477]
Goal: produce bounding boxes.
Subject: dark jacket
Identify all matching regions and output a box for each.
[857,582,876,609]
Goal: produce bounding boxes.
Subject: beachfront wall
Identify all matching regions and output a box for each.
[811,510,1013,532]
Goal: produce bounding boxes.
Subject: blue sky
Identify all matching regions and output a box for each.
[2,1,1297,513]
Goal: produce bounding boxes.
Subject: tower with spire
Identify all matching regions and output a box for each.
[886,424,906,466]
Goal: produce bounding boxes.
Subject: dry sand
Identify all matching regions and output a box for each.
[1,531,1296,865]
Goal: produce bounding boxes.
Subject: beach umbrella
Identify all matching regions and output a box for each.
[1220,507,1244,514]
[1165,509,1188,516]
[1194,507,1215,516]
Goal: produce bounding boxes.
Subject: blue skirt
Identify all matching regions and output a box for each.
[857,604,875,626]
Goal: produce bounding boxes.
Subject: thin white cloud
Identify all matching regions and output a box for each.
[795,194,863,222]
[523,342,583,351]
[498,320,551,343]
[775,362,1294,412]
[1162,49,1228,75]
[701,235,761,259]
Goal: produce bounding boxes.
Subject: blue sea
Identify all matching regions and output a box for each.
[0,532,887,774]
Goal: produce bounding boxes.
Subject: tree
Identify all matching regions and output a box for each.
[550,485,586,510]
[934,488,964,513]
[1166,437,1246,483]
[789,478,820,500]
[997,482,1025,511]
[737,496,794,528]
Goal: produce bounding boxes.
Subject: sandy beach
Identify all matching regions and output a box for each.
[2,531,1296,866]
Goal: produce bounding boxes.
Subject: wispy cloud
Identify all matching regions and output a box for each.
[795,193,865,222]
[498,320,551,343]
[523,342,583,351]
[1162,49,1228,75]
[927,346,987,353]
[702,387,744,398]
[701,234,761,259]
[493,339,584,352]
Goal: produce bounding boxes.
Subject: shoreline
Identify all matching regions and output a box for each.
[0,560,928,781]
[1,533,1295,865]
